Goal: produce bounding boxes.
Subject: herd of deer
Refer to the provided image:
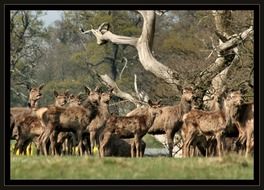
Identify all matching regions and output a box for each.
[10,84,254,158]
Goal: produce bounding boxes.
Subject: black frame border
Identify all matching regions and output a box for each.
[1,1,263,190]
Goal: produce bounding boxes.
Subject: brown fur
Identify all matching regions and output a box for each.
[39,87,100,156]
[233,102,254,157]
[88,91,111,153]
[100,102,160,157]
[127,88,193,157]
[182,90,242,157]
[104,135,146,157]
[13,113,45,155]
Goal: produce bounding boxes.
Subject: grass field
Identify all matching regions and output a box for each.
[11,154,253,180]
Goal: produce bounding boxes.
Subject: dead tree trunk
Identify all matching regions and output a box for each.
[81,10,253,103]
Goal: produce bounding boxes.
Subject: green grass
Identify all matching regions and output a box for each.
[143,134,164,148]
[11,154,253,180]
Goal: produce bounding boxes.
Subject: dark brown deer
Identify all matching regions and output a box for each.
[127,87,193,157]
[232,101,254,157]
[182,90,242,157]
[100,100,161,158]
[104,135,146,157]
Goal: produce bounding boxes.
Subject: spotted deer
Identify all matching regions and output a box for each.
[13,90,69,155]
[182,90,242,157]
[100,100,161,158]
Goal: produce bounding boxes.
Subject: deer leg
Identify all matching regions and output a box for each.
[134,134,140,158]
[131,142,135,158]
[166,130,174,157]
[50,130,59,155]
[76,130,83,156]
[90,131,96,155]
[182,125,196,157]
[245,128,253,157]
[99,132,111,158]
[40,123,53,156]
[215,132,223,157]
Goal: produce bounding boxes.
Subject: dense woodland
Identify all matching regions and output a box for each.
[10,10,254,114]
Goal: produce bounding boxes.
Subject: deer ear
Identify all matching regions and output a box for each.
[94,86,100,92]
[84,86,91,94]
[148,99,153,106]
[27,84,31,91]
[38,83,45,90]
[77,92,83,99]
[64,90,70,98]
[54,91,59,97]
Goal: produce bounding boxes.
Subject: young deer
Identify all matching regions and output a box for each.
[88,90,112,154]
[100,100,161,158]
[38,90,70,155]
[182,90,242,157]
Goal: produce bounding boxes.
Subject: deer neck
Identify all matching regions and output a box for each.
[98,102,110,119]
[179,98,192,115]
[146,111,156,128]
[222,99,237,125]
[28,99,38,109]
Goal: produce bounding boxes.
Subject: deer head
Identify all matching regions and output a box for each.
[54,90,70,107]
[27,83,45,108]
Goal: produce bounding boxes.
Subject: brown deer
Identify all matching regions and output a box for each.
[10,84,45,137]
[182,90,242,157]
[88,90,112,154]
[37,90,71,155]
[56,93,83,155]
[12,114,45,155]
[99,100,161,158]
[13,90,69,155]
[128,87,193,157]
[232,101,254,157]
[39,86,100,156]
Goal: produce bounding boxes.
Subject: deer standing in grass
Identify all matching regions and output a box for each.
[127,87,193,157]
[100,100,161,158]
[232,99,254,157]
[39,87,100,156]
[182,90,242,157]
[88,90,112,155]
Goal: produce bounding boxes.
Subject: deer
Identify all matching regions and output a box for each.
[39,86,100,156]
[88,90,112,155]
[99,100,161,158]
[181,90,242,157]
[12,114,45,155]
[104,135,146,157]
[56,93,82,155]
[127,87,193,157]
[231,100,254,157]
[12,90,70,155]
[10,84,45,138]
